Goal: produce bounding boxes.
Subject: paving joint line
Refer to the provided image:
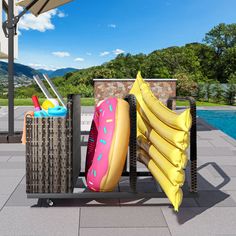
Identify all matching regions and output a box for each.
[160,207,173,236]
[6,155,14,162]
[0,174,26,212]
[78,208,81,236]
[79,226,170,229]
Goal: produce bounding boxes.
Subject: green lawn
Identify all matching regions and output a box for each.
[0,98,95,106]
[176,100,228,106]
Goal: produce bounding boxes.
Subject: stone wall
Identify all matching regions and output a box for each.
[93,79,177,105]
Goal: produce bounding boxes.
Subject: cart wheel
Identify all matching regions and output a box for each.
[46,199,54,207]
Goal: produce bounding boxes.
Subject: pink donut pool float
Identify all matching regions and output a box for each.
[85,97,130,192]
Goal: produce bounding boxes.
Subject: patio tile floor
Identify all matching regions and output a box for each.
[79,227,171,236]
[80,207,167,228]
[0,207,80,236]
[162,207,236,236]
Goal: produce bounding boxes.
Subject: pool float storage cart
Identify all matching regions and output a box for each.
[25,94,197,206]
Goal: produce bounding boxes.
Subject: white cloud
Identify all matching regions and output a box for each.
[28,63,60,71]
[74,57,85,62]
[100,51,110,57]
[108,24,117,28]
[99,49,125,57]
[28,63,41,68]
[17,6,67,33]
[58,11,66,18]
[52,51,70,57]
[113,49,125,55]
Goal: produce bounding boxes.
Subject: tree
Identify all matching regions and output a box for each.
[196,83,206,101]
[224,73,236,105]
[15,86,41,98]
[204,23,236,82]
[92,68,115,79]
[211,81,224,103]
[204,78,214,102]
[176,72,198,97]
[204,23,236,56]
[144,46,204,80]
[185,43,217,81]
[106,53,146,78]
[220,46,236,80]
[64,72,73,80]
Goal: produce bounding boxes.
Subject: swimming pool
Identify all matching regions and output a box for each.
[197,110,236,140]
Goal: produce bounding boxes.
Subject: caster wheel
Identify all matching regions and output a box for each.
[46,199,54,207]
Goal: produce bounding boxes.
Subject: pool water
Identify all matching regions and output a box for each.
[197,110,236,140]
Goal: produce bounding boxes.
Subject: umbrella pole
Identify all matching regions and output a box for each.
[2,0,39,142]
[8,0,15,137]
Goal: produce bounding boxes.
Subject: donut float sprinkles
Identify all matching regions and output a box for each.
[85,97,130,192]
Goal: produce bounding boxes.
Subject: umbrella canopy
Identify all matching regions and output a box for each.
[17,0,73,16]
[0,52,8,59]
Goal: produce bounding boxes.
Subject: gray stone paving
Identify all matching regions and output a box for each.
[0,106,236,235]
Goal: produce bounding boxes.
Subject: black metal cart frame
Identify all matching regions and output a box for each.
[167,96,197,193]
[26,94,197,205]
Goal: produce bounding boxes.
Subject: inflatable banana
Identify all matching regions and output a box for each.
[137,112,188,169]
[138,78,192,132]
[137,149,183,212]
[137,134,185,186]
[131,72,189,150]
[130,72,192,211]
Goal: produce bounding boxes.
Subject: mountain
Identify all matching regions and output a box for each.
[36,69,52,76]
[0,61,77,90]
[0,61,41,88]
[0,61,40,79]
[37,68,78,78]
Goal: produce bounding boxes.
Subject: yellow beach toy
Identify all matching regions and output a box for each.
[130,71,192,211]
[41,99,55,110]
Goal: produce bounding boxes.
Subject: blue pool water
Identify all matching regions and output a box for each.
[197,110,236,140]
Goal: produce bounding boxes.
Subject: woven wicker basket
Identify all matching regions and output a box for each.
[25,101,73,194]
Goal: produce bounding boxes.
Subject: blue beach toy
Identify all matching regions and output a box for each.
[48,106,67,117]
[34,110,49,118]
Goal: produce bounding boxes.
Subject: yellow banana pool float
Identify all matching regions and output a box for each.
[137,112,188,169]
[137,134,185,186]
[130,71,192,211]
[138,76,192,132]
[137,149,183,212]
[131,72,189,151]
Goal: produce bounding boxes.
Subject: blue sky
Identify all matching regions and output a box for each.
[16,0,236,71]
